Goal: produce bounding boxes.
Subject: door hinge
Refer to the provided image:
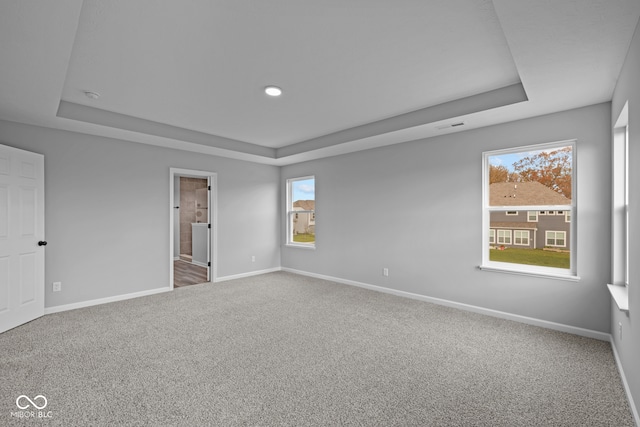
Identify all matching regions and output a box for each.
[208,186,211,191]
[208,224,211,229]
[208,261,211,267]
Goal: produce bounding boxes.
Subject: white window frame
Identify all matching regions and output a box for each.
[489,229,495,244]
[286,176,316,249]
[527,211,538,222]
[514,230,530,246]
[506,211,518,216]
[545,231,566,248]
[481,140,578,280]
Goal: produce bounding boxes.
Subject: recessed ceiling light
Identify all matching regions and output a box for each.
[264,86,282,97]
[84,91,100,100]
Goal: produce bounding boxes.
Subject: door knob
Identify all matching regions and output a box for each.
[38,241,47,246]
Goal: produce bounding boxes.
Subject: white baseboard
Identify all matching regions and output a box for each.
[281,267,610,342]
[610,337,640,426]
[43,266,283,314]
[216,267,282,283]
[44,287,172,315]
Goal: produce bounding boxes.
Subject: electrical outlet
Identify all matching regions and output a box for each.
[52,282,61,292]
[619,322,623,340]
[251,256,256,262]
[383,268,389,277]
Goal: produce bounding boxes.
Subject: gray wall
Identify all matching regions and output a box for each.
[0,120,281,309]
[282,103,612,333]
[611,17,640,420]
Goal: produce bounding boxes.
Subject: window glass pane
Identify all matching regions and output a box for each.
[289,177,315,245]
[488,146,572,206]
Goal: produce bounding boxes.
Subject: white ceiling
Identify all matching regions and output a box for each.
[0,0,639,165]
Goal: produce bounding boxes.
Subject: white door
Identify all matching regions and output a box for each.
[0,144,45,334]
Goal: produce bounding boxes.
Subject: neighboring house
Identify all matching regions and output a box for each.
[292,200,315,235]
[489,182,571,250]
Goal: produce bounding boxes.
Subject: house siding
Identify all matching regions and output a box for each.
[490,210,570,250]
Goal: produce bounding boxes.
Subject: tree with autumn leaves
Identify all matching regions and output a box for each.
[489,146,572,199]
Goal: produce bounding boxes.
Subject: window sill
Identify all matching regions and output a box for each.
[607,284,629,312]
[479,264,580,282]
[285,243,316,250]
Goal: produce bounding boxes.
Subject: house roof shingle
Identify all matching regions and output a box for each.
[489,181,570,206]
[293,200,315,210]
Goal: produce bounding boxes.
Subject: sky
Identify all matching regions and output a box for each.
[489,146,571,172]
[489,152,525,171]
[292,178,315,202]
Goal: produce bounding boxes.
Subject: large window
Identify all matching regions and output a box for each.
[482,141,576,279]
[613,103,629,287]
[286,176,315,247]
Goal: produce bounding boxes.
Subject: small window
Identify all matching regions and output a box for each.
[527,211,538,222]
[489,229,495,244]
[497,230,512,245]
[506,211,518,216]
[546,231,566,247]
[286,176,315,247]
[514,230,530,246]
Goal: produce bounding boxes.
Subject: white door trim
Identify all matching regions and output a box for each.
[169,168,218,288]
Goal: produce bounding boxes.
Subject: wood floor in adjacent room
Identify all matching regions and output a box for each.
[174,260,208,287]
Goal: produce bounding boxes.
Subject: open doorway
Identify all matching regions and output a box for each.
[170,168,217,289]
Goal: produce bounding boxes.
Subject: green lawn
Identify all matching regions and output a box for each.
[490,247,570,269]
[293,233,315,243]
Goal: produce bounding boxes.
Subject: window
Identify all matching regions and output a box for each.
[497,230,511,245]
[546,231,566,247]
[286,176,316,247]
[612,103,629,287]
[514,230,530,246]
[482,141,576,279]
